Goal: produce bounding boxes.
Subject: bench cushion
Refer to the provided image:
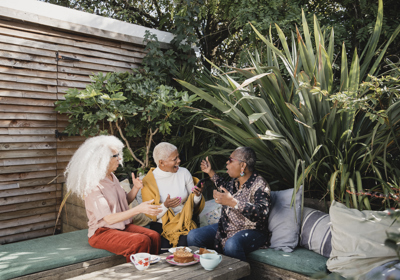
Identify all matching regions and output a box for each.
[300,207,332,258]
[327,201,400,278]
[268,187,303,253]
[0,229,115,280]
[248,247,328,276]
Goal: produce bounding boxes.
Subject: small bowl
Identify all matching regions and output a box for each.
[200,253,222,271]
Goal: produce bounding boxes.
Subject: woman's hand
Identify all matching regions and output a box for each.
[164,194,181,208]
[131,172,143,191]
[201,156,215,177]
[200,156,211,173]
[213,187,237,208]
[137,199,162,216]
[192,182,204,197]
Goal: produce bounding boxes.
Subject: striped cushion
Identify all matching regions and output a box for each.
[300,207,332,258]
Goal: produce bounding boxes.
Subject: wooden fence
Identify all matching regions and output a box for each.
[0,15,151,244]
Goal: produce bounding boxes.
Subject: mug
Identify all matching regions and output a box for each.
[200,253,222,271]
[130,252,151,271]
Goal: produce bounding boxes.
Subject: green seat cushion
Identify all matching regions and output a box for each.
[248,247,328,277]
[0,229,116,280]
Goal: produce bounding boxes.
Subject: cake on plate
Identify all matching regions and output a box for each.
[198,248,212,255]
[173,247,194,263]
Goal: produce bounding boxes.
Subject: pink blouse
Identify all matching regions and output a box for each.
[84,174,131,238]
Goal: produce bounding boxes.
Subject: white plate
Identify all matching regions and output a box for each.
[194,249,217,255]
[168,247,192,253]
[150,255,161,264]
[166,254,200,266]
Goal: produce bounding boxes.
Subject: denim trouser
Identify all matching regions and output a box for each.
[187,223,267,261]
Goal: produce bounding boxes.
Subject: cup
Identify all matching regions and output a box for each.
[200,253,222,271]
[130,252,151,271]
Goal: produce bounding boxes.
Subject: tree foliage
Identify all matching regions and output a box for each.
[178,0,400,210]
[43,0,400,69]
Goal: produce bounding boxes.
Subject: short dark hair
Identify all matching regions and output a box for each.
[234,147,256,172]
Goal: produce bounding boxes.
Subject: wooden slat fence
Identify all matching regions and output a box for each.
[0,16,148,244]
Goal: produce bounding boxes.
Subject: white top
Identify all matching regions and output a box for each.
[153,167,202,222]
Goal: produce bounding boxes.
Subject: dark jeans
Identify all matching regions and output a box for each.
[187,223,267,261]
[149,222,188,253]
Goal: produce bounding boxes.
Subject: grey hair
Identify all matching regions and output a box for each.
[64,135,124,197]
[153,142,177,167]
[234,147,256,172]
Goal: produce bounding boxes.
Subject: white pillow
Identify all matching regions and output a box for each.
[199,199,222,227]
[327,201,399,278]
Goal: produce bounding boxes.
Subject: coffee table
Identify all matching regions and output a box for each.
[66,246,250,280]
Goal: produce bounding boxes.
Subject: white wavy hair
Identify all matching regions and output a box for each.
[64,135,124,197]
[153,142,177,167]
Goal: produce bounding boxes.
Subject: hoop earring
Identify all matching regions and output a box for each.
[240,170,245,177]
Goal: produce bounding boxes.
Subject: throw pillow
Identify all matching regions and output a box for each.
[199,199,222,227]
[300,207,332,257]
[120,179,152,227]
[268,186,303,252]
[327,201,400,279]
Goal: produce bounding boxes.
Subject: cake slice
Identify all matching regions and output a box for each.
[199,248,212,255]
[173,247,194,263]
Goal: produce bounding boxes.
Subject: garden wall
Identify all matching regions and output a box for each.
[0,0,173,243]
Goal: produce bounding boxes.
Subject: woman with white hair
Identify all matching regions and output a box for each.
[141,142,205,249]
[64,135,162,262]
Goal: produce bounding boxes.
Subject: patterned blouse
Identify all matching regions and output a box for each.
[211,172,271,250]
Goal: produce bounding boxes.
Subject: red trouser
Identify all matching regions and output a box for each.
[88,224,161,262]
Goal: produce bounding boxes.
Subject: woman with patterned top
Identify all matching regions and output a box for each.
[187,147,271,261]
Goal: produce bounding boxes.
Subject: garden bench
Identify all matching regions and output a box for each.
[0,204,331,280]
[3,196,394,280]
[0,229,125,280]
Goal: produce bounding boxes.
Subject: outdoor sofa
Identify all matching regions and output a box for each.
[1,186,399,279]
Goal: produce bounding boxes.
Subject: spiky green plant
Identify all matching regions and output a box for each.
[178,0,400,210]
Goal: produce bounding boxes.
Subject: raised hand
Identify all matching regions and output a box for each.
[137,199,162,216]
[200,156,212,174]
[131,172,143,190]
[164,194,181,208]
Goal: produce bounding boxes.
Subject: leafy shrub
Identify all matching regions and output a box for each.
[55,70,197,175]
[178,0,400,209]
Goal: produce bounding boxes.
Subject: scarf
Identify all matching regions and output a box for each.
[142,167,205,247]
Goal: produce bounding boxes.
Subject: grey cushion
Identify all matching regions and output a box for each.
[327,201,400,278]
[300,207,332,257]
[268,186,303,252]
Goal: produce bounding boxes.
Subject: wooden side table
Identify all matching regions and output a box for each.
[67,246,250,280]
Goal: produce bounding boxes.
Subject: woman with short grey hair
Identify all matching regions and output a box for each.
[142,142,205,250]
[188,146,271,261]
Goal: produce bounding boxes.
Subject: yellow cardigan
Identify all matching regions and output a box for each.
[141,168,205,247]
